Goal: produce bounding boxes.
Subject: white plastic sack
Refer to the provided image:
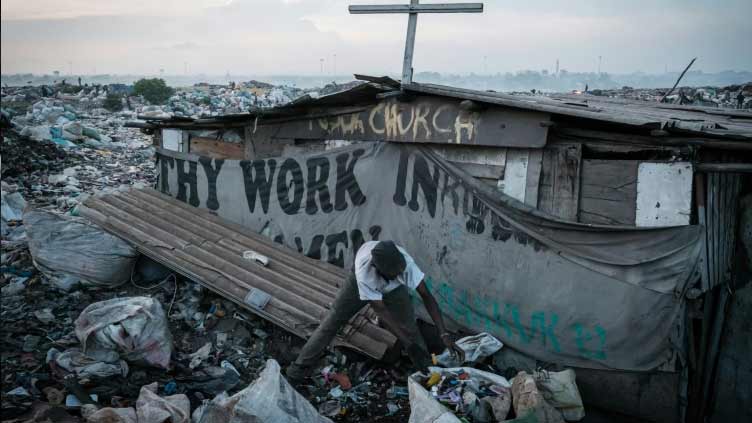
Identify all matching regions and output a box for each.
[534,369,585,421]
[512,371,564,423]
[407,375,461,423]
[1,191,26,238]
[408,367,511,423]
[75,297,173,369]
[193,359,332,423]
[436,332,504,367]
[24,210,138,291]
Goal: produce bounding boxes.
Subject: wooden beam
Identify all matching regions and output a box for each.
[349,3,483,13]
[695,163,752,173]
[555,127,752,151]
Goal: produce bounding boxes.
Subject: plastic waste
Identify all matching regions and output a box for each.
[1,191,26,237]
[82,406,137,423]
[82,126,102,141]
[136,382,190,423]
[435,332,503,367]
[24,210,138,291]
[19,125,53,141]
[1,191,26,221]
[183,366,240,395]
[408,367,511,423]
[48,347,129,379]
[511,371,565,423]
[534,369,585,421]
[82,382,189,423]
[62,121,84,141]
[193,359,332,423]
[75,297,173,369]
[189,343,212,369]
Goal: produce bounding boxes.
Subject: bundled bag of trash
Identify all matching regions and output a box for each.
[435,332,504,367]
[24,210,138,291]
[1,190,27,240]
[532,369,585,421]
[511,371,565,423]
[193,359,332,423]
[408,366,512,423]
[75,297,173,369]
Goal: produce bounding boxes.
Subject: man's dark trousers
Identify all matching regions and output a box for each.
[286,273,427,380]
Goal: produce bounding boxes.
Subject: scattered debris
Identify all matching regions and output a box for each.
[580,83,752,109]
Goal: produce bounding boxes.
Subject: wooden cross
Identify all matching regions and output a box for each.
[349,0,483,85]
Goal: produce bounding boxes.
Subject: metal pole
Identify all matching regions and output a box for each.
[660,57,697,102]
[402,0,419,84]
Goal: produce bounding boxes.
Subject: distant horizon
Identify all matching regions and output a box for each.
[3,68,751,93]
[3,68,752,79]
[2,1,751,76]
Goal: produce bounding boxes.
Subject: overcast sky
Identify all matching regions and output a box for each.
[2,0,751,76]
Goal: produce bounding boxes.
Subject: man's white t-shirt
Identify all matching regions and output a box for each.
[354,241,425,301]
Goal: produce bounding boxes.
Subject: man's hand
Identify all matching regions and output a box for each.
[416,282,466,363]
[440,332,466,363]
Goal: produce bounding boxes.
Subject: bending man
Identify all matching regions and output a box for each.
[286,240,463,383]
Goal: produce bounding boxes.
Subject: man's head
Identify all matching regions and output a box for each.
[371,241,406,280]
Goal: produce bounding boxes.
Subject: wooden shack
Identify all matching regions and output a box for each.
[131,76,752,423]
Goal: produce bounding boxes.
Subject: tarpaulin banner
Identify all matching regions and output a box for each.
[156,143,701,371]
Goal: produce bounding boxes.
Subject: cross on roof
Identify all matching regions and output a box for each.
[349,1,483,85]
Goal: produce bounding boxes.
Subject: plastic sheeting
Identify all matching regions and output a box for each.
[155,143,702,371]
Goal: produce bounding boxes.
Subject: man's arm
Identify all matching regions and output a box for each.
[416,280,465,361]
[416,281,448,335]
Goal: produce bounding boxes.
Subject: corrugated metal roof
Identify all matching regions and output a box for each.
[401,82,752,140]
[132,76,752,142]
[79,188,396,360]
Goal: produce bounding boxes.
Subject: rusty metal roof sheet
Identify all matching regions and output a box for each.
[79,187,396,360]
[401,81,752,140]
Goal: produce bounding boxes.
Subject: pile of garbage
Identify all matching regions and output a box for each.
[409,366,584,423]
[148,81,306,119]
[2,83,156,216]
[403,333,583,423]
[582,83,752,109]
[3,84,150,150]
